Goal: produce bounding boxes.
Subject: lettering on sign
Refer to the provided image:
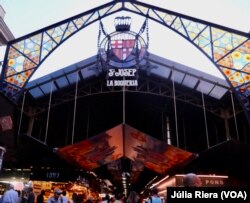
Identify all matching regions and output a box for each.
[46,172,60,179]
[107,68,138,87]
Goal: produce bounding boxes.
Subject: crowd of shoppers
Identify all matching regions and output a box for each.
[0,173,200,203]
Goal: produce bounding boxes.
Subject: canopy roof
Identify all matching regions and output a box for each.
[26,53,229,100]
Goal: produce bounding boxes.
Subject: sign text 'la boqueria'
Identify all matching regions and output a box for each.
[107,68,138,86]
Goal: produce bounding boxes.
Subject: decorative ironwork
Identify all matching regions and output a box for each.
[98,16,148,70]
[96,16,149,87]
[0,0,249,123]
[114,16,132,32]
[99,30,147,68]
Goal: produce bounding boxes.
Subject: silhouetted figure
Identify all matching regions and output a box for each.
[126,191,139,203]
[61,191,71,203]
[27,188,35,203]
[36,190,45,203]
[183,173,202,187]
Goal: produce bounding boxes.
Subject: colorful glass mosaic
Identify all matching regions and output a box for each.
[0,2,121,101]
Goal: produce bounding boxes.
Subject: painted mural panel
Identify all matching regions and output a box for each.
[56,124,123,170]
[124,124,194,174]
[57,124,193,174]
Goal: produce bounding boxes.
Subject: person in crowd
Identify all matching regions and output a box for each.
[182,173,202,187]
[21,188,28,203]
[2,184,18,203]
[71,193,77,203]
[36,190,45,203]
[126,191,139,203]
[101,195,110,203]
[137,194,144,203]
[85,197,94,203]
[114,193,124,203]
[61,191,71,203]
[109,197,115,203]
[26,188,34,203]
[47,189,62,203]
[17,191,22,203]
[148,188,162,203]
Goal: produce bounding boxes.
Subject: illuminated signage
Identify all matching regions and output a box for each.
[107,68,138,86]
[98,16,149,87]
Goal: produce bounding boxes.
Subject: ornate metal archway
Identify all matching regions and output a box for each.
[0,0,249,123]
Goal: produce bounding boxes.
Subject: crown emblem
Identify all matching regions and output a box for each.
[114,16,132,32]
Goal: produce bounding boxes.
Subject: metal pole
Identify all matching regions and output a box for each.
[166,116,171,145]
[230,91,239,140]
[44,81,53,144]
[72,71,79,144]
[18,91,26,136]
[123,83,126,124]
[172,77,179,147]
[201,91,210,148]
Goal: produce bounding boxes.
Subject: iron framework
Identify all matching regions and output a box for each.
[0,0,249,122]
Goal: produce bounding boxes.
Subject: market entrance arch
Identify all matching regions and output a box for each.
[0,0,249,123]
